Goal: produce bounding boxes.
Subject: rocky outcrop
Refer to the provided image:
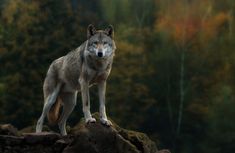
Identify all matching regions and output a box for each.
[0,113,170,153]
[0,124,19,136]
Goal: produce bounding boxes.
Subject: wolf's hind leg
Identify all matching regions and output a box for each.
[36,83,61,133]
[58,92,77,136]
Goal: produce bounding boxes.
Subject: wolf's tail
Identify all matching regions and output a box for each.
[46,83,62,125]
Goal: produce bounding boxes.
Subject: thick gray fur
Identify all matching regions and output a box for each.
[36,25,116,135]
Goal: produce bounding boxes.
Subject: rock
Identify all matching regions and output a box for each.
[23,132,61,144]
[0,135,24,145]
[65,122,142,153]
[158,149,171,153]
[0,124,19,136]
[68,112,157,153]
[0,113,168,153]
[20,125,51,133]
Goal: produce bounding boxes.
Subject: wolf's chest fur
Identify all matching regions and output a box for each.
[56,43,113,92]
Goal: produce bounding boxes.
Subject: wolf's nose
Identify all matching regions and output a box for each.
[97,52,103,57]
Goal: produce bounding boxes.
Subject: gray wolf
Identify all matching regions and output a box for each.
[36,24,116,135]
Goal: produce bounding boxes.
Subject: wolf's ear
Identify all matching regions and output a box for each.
[105,25,114,38]
[87,24,96,38]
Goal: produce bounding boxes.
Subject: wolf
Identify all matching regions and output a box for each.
[36,24,116,135]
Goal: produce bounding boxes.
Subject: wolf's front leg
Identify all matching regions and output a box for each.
[98,81,112,126]
[79,78,96,123]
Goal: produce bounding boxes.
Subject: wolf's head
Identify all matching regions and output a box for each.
[86,24,116,58]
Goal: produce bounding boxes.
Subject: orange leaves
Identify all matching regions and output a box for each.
[156,14,200,47]
[156,0,201,47]
[1,0,19,24]
[173,19,199,46]
[155,0,230,47]
[2,0,40,31]
[201,12,230,42]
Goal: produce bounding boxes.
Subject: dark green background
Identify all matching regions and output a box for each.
[0,0,235,153]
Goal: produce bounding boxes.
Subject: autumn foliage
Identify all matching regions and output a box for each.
[0,0,235,153]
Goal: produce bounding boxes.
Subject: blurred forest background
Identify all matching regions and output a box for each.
[0,0,235,153]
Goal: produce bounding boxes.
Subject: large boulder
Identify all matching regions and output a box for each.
[0,124,19,136]
[68,112,157,153]
[0,113,169,153]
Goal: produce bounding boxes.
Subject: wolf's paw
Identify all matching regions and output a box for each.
[85,117,96,124]
[100,118,112,126]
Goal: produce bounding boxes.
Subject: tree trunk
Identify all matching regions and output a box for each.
[228,9,234,39]
[166,62,173,132]
[176,50,185,135]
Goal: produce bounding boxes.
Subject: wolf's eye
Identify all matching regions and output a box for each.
[93,41,98,45]
[103,42,108,45]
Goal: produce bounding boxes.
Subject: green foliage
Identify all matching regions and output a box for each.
[202,85,235,153]
[0,0,235,153]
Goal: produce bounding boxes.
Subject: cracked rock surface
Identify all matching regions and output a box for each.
[0,113,167,153]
